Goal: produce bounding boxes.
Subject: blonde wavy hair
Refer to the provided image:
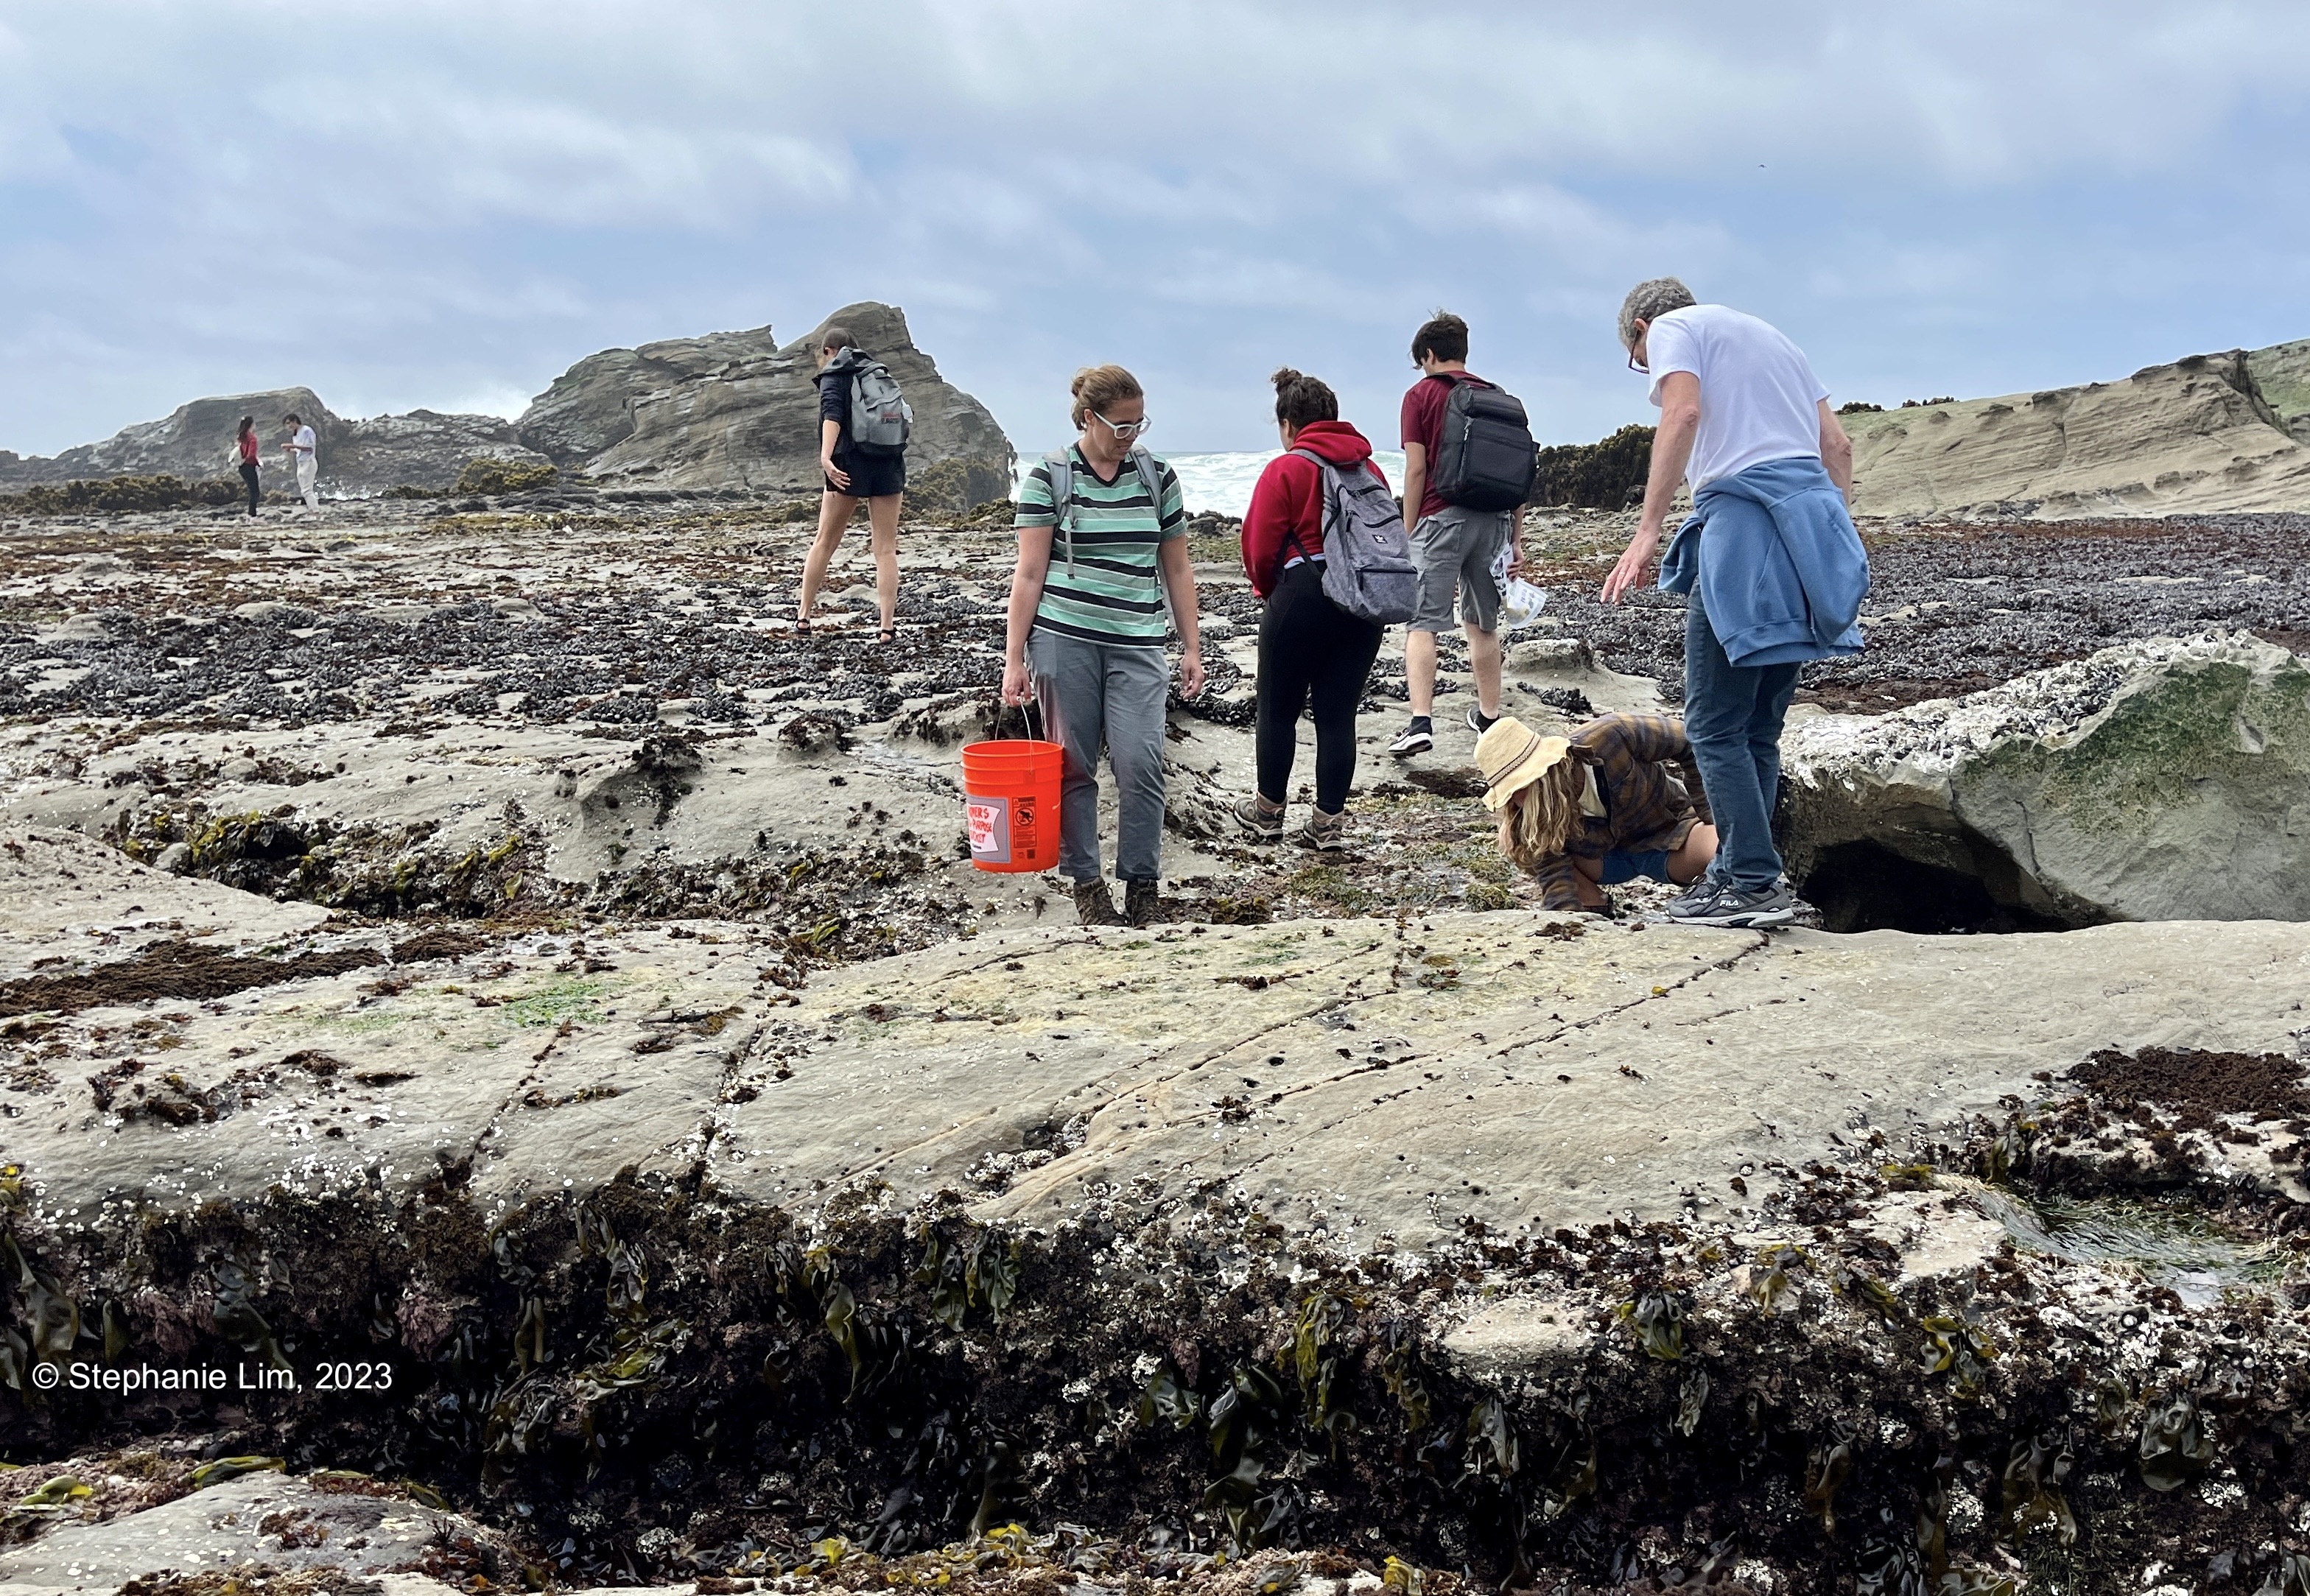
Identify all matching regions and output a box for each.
[1497,757,1588,873]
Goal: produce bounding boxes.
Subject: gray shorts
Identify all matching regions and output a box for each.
[1408,505,1513,633]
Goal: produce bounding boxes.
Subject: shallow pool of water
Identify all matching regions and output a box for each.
[1975,1188,2281,1307]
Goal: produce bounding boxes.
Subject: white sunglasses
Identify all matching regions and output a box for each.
[1095,411,1152,440]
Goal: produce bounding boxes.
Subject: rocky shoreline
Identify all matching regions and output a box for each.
[3,494,2309,1595]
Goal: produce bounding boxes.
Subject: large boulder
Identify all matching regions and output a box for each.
[514,324,782,465]
[331,409,550,491]
[0,387,345,486]
[1781,632,2310,929]
[0,387,545,493]
[544,301,1015,502]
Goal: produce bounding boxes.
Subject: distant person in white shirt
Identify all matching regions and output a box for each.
[283,413,319,510]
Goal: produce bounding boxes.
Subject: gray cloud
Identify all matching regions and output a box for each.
[2,0,2307,455]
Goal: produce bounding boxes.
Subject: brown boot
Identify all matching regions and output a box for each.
[1294,808,1348,851]
[1072,878,1126,927]
[1124,879,1162,927]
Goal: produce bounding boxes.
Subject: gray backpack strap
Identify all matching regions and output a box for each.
[1131,447,1166,516]
[1288,447,1337,559]
[1133,448,1178,637]
[1042,450,1075,574]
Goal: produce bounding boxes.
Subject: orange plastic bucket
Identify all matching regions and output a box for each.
[961,738,1064,873]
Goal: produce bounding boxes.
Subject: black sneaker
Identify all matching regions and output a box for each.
[1232,794,1285,842]
[1465,706,1500,736]
[1389,717,1433,758]
[1665,880,1797,929]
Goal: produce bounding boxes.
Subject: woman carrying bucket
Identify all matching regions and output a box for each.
[999,365,1204,927]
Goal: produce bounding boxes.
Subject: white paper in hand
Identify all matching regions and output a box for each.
[1491,543,1548,630]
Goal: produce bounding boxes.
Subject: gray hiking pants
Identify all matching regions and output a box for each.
[1028,628,1168,884]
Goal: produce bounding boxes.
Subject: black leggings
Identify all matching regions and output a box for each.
[1255,560,1385,813]
[239,460,260,515]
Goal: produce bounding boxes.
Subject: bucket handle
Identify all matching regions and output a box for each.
[994,694,1047,745]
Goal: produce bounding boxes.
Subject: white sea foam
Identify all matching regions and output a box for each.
[1011,449,1408,518]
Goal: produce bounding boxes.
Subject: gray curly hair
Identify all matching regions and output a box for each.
[1618,277,1697,351]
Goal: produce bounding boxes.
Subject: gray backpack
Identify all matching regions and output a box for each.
[1042,448,1167,577]
[1290,448,1417,625]
[840,352,912,456]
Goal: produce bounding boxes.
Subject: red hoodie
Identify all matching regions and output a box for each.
[1238,420,1391,598]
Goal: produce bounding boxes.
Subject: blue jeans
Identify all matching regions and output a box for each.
[1601,848,1672,885]
[1685,592,1800,893]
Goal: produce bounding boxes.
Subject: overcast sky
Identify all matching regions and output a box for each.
[4,1,2309,459]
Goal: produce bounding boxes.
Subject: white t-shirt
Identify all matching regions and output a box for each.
[1645,304,1828,489]
[291,425,317,460]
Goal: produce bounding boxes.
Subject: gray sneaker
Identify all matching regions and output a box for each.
[1665,879,1797,929]
[1665,876,1719,916]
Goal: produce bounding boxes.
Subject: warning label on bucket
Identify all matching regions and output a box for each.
[966,795,1011,861]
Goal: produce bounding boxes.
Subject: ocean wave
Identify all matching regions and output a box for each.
[1011,449,1408,518]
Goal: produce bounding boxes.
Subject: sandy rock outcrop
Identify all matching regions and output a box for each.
[543,301,1014,503]
[0,388,548,493]
[1846,346,2310,517]
[1781,631,2310,927]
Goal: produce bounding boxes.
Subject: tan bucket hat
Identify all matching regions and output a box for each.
[1475,716,1570,812]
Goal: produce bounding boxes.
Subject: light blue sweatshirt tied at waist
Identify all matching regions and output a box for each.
[1658,454,1870,667]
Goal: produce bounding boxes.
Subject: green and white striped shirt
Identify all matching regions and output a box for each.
[1014,446,1186,647]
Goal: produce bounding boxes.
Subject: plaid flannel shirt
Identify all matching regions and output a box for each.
[1527,712,1705,910]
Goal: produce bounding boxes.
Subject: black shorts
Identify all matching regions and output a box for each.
[827,451,905,499]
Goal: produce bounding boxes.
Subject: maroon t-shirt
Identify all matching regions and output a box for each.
[1399,370,1486,521]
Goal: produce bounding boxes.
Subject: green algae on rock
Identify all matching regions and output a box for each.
[1783,632,2310,927]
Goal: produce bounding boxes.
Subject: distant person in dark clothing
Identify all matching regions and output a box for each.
[234,416,261,516]
[796,325,905,641]
[1234,368,1389,851]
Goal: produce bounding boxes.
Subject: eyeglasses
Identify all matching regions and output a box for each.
[1626,349,1649,375]
[1095,411,1152,440]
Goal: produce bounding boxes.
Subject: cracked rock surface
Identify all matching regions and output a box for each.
[9,822,2307,1243]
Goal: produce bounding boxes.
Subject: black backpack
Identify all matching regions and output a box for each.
[1428,375,1537,512]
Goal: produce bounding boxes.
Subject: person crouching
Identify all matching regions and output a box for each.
[1477,712,1719,913]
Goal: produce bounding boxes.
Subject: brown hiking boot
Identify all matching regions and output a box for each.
[1124,878,1162,927]
[1295,808,1348,851]
[1073,878,1126,927]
